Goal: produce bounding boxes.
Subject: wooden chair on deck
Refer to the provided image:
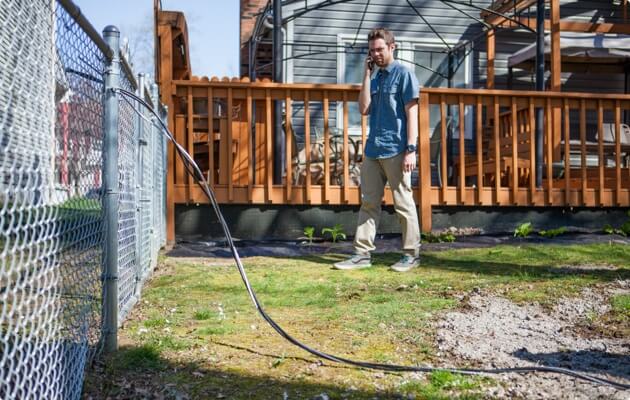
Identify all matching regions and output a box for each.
[461,108,532,187]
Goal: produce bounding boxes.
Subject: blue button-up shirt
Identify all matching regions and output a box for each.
[365,61,420,159]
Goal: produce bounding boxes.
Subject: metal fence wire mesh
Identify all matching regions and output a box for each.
[0,1,167,398]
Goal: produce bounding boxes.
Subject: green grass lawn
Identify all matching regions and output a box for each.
[84,243,630,399]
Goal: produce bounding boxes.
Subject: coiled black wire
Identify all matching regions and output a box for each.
[116,87,630,391]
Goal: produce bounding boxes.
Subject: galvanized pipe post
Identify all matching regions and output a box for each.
[102,25,121,353]
[135,73,146,285]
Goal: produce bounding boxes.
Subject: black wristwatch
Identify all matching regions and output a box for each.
[405,144,417,153]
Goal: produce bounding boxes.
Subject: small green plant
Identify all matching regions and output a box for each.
[421,231,457,243]
[440,232,456,243]
[514,222,533,238]
[270,353,287,368]
[193,309,213,320]
[303,226,315,245]
[611,294,630,316]
[603,211,630,236]
[322,223,346,243]
[539,226,567,238]
[603,224,628,237]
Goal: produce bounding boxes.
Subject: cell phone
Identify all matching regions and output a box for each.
[367,56,374,70]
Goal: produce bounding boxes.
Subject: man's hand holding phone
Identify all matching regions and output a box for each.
[366,56,374,73]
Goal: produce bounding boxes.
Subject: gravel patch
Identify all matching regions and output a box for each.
[435,282,630,399]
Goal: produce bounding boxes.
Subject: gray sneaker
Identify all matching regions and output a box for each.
[390,254,420,272]
[333,254,372,270]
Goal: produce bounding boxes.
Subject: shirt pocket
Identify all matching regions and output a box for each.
[383,82,399,95]
[383,82,400,113]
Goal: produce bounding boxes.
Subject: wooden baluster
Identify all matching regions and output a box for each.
[208,87,214,186]
[440,95,447,202]
[304,91,311,203]
[343,91,350,203]
[546,98,554,205]
[227,87,234,202]
[246,88,253,202]
[615,100,622,205]
[563,98,571,205]
[493,96,500,202]
[323,91,330,202]
[186,86,194,202]
[579,99,587,205]
[265,89,272,203]
[529,98,536,203]
[285,90,292,203]
[458,96,465,204]
[476,96,483,204]
[511,96,518,204]
[597,100,604,206]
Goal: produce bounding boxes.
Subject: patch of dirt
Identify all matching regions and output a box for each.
[435,281,630,399]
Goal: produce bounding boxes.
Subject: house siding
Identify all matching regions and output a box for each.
[286,0,627,91]
[279,0,629,141]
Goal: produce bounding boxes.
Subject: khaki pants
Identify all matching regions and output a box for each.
[353,152,420,257]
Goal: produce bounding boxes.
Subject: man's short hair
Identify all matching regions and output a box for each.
[367,28,395,45]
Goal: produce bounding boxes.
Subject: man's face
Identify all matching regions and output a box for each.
[368,38,395,67]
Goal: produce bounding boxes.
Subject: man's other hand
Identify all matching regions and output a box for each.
[402,151,416,173]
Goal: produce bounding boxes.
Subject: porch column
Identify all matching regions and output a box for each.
[486,30,495,89]
[535,0,545,188]
[550,0,563,161]
[550,0,561,91]
[158,23,176,243]
[418,93,432,232]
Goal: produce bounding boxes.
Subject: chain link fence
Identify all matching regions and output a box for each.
[0,0,167,398]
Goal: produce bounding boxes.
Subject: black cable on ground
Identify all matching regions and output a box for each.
[115,88,630,391]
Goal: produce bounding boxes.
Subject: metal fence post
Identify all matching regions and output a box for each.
[161,104,168,246]
[150,83,159,256]
[135,73,145,289]
[102,25,120,353]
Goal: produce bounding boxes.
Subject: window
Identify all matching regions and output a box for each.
[413,47,467,89]
[341,44,370,133]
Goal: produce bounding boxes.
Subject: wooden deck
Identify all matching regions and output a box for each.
[165,79,630,240]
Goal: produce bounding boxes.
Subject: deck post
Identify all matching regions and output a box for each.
[418,93,432,232]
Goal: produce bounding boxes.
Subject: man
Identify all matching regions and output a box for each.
[334,28,421,272]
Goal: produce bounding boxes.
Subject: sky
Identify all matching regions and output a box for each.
[74,0,240,78]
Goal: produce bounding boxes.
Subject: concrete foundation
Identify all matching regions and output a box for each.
[175,204,630,240]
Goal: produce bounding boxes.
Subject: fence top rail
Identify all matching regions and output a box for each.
[173,78,361,91]
[422,87,630,100]
[173,78,630,101]
[57,0,114,61]
[120,53,139,91]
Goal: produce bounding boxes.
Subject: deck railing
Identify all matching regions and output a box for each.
[169,78,630,232]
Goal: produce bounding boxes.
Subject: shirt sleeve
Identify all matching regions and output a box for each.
[400,69,420,106]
